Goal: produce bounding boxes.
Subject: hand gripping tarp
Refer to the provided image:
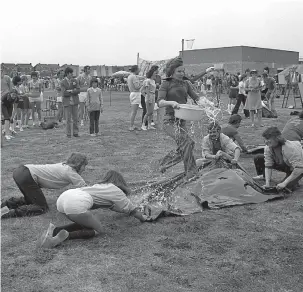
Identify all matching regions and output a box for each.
[130,159,284,220]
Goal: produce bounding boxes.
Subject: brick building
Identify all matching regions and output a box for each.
[181,46,299,75]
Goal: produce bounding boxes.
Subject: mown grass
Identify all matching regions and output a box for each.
[1,91,303,292]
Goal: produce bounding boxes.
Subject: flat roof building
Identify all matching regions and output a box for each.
[181,46,299,75]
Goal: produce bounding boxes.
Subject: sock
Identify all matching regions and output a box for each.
[53,223,84,236]
[68,229,96,240]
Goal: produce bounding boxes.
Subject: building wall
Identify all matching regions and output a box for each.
[182,46,243,65]
[182,46,299,75]
[242,47,299,64]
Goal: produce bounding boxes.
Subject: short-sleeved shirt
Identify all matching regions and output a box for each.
[157,78,199,117]
[265,77,276,91]
[282,117,303,142]
[28,80,42,100]
[264,140,303,169]
[1,75,12,98]
[221,124,238,140]
[80,183,136,215]
[127,74,141,92]
[202,133,240,158]
[25,163,86,189]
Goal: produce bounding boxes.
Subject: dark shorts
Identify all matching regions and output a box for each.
[1,103,13,120]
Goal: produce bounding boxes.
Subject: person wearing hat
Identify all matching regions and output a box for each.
[221,114,248,153]
[200,121,241,165]
[244,69,263,128]
[127,65,142,131]
[157,56,213,179]
[253,127,303,191]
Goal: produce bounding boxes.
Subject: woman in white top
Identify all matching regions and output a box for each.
[231,74,250,118]
[1,153,88,219]
[37,170,152,248]
[141,66,159,130]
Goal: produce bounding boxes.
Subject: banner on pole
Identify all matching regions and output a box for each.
[137,56,172,78]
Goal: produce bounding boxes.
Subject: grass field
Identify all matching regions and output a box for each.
[1,91,303,292]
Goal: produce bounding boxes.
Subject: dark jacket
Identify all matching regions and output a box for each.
[61,78,80,106]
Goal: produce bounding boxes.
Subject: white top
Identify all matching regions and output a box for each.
[25,163,86,189]
[238,81,246,95]
[80,183,136,215]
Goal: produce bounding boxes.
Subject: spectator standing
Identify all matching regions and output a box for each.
[77,66,91,126]
[61,67,80,138]
[28,72,43,126]
[55,70,65,123]
[127,65,142,131]
[86,78,103,137]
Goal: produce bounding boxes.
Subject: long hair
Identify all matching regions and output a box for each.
[262,127,286,146]
[100,170,130,196]
[65,153,88,173]
[146,65,159,79]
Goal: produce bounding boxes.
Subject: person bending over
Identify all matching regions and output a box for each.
[200,121,241,165]
[253,127,303,191]
[221,114,248,153]
[37,170,151,248]
[1,153,88,218]
[281,111,303,142]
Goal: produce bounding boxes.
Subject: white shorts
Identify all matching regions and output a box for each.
[129,92,141,105]
[79,92,87,103]
[56,189,94,215]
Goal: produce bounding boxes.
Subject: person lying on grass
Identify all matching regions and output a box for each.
[221,114,248,153]
[37,170,152,249]
[198,121,241,166]
[253,127,303,191]
[1,153,88,218]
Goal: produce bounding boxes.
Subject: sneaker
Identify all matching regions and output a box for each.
[148,126,156,130]
[81,120,84,126]
[139,104,143,109]
[33,122,36,127]
[15,124,20,129]
[5,135,11,140]
[141,125,147,131]
[1,206,10,217]
[151,122,155,126]
[253,175,264,180]
[90,133,96,137]
[20,127,24,132]
[39,230,69,249]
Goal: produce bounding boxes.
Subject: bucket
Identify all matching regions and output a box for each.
[174,104,204,121]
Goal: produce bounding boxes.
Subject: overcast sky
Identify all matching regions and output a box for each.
[1,0,302,66]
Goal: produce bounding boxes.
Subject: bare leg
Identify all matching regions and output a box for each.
[250,110,255,126]
[130,104,139,129]
[67,212,103,234]
[257,109,263,126]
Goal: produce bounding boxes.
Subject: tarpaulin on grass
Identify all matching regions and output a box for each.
[131,159,284,220]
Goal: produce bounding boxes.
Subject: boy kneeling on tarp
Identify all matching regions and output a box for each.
[197,121,241,167]
[253,127,303,191]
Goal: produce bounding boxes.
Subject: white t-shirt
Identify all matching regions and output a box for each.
[25,163,86,189]
[238,81,246,95]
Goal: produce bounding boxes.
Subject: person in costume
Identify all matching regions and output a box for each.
[37,170,152,248]
[157,56,213,179]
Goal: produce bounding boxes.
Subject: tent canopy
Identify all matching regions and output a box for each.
[278,65,303,76]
